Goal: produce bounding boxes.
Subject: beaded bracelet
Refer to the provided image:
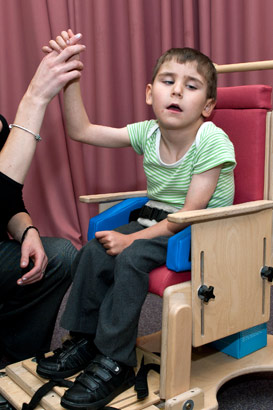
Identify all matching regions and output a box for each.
[9,124,42,142]
[21,226,40,244]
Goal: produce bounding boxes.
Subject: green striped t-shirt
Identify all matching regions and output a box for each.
[127,120,236,209]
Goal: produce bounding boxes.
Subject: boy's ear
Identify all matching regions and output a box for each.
[146,84,153,105]
[202,99,216,118]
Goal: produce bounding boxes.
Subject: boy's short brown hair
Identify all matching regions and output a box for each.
[152,47,217,101]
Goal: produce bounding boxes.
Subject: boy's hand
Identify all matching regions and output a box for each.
[95,230,134,256]
[42,29,82,59]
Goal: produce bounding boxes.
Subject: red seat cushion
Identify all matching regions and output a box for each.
[148,265,191,297]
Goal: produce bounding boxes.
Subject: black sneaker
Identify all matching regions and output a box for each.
[61,354,135,410]
[36,338,97,380]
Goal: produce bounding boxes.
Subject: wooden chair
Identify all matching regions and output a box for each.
[79,67,273,409]
[1,61,273,410]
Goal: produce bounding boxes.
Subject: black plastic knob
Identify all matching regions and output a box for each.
[261,266,273,282]
[198,285,215,303]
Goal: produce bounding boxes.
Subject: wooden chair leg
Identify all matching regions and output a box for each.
[160,282,192,400]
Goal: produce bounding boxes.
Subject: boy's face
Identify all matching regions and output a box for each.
[146,60,215,132]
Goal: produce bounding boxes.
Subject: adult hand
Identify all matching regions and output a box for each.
[18,229,48,285]
[95,230,135,256]
[27,43,85,105]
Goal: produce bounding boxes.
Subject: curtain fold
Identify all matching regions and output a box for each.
[1,0,272,248]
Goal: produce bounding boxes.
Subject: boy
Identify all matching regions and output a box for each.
[38,30,236,410]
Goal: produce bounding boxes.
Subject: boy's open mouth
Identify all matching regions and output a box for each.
[167,104,182,112]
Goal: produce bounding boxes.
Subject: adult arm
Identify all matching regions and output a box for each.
[0,45,85,283]
[0,44,86,184]
[0,172,47,285]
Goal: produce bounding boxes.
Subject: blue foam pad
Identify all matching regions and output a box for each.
[212,323,267,359]
[88,197,148,240]
[88,198,192,273]
[166,225,191,272]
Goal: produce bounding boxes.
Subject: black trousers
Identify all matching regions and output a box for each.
[0,237,77,361]
[61,221,169,367]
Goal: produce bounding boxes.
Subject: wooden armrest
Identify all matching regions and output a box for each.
[79,190,147,203]
[167,200,273,224]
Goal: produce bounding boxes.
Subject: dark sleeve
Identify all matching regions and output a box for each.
[0,171,29,240]
[0,114,10,151]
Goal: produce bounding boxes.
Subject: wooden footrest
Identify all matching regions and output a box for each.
[0,351,160,410]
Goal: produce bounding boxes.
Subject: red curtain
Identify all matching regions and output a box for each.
[1,0,273,248]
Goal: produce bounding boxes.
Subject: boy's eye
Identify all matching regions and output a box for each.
[186,84,197,90]
[163,80,174,85]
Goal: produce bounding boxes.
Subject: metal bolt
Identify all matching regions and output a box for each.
[183,399,194,410]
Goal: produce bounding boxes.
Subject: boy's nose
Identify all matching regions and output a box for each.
[171,84,183,97]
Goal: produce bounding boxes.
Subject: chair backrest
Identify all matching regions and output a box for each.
[209,85,272,204]
[149,85,273,298]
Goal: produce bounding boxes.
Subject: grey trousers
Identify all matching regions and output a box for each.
[0,237,77,361]
[61,221,169,367]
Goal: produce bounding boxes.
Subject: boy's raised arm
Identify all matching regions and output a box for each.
[46,30,131,148]
[63,78,130,147]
